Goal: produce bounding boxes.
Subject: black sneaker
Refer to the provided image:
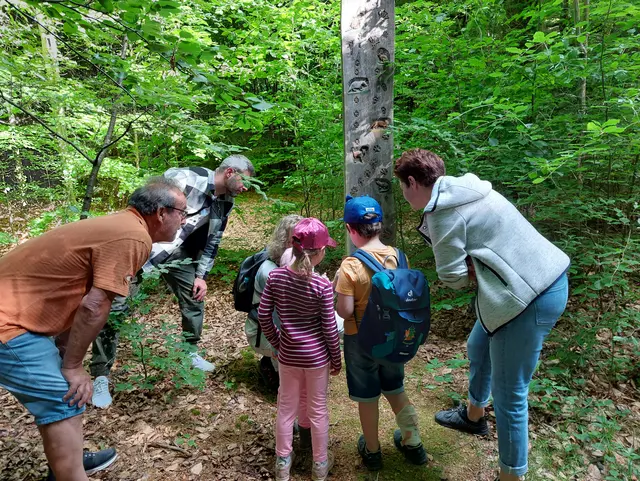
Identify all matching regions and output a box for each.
[434,404,489,436]
[46,448,118,480]
[357,434,383,471]
[393,429,428,465]
[259,356,279,391]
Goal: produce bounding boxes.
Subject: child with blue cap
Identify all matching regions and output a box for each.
[335,195,428,473]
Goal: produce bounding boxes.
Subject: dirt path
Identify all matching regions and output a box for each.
[0,194,496,481]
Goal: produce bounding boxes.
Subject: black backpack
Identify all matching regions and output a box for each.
[232,249,270,314]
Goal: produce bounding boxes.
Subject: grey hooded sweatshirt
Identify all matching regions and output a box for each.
[418,174,570,334]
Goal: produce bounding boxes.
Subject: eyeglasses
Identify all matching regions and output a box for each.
[168,207,189,219]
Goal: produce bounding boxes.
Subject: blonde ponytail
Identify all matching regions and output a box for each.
[292,247,321,278]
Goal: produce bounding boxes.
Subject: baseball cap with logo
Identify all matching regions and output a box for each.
[292,218,337,251]
[342,195,383,224]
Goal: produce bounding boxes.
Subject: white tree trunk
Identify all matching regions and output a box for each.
[342,0,396,248]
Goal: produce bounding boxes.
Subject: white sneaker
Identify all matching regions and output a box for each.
[190,352,215,372]
[275,453,295,481]
[92,376,112,409]
[312,450,334,481]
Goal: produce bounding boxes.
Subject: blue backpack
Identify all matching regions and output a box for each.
[353,249,430,363]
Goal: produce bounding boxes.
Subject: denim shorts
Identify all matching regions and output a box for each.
[343,334,405,402]
[0,332,85,425]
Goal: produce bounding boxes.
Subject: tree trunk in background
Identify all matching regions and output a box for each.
[80,36,128,218]
[574,0,589,115]
[37,15,75,204]
[341,0,396,250]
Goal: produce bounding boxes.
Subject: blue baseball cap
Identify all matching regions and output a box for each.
[342,195,383,224]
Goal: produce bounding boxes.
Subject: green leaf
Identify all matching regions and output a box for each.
[532,177,545,184]
[120,11,139,24]
[178,42,201,56]
[191,73,208,83]
[603,126,625,134]
[489,137,499,146]
[506,47,523,54]
[142,20,163,37]
[63,21,78,35]
[533,31,546,43]
[98,0,114,13]
[147,42,171,53]
[251,99,274,111]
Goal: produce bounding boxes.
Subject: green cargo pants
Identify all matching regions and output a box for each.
[90,247,204,378]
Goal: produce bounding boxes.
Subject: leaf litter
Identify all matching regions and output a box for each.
[1,195,636,480]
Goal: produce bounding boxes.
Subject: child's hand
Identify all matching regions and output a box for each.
[465,256,476,282]
[330,367,341,376]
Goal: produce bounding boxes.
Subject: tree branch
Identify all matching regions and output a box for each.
[93,110,146,160]
[5,0,136,103]
[0,89,94,164]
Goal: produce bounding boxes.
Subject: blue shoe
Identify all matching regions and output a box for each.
[46,448,117,480]
[357,434,382,471]
[434,404,489,436]
[393,429,428,465]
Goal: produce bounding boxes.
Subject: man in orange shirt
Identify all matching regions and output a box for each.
[0,177,186,481]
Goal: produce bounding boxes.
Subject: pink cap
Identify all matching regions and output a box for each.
[292,218,337,251]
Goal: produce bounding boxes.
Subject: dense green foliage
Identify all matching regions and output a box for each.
[1,0,638,478]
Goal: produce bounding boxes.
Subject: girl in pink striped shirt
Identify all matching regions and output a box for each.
[258,218,342,481]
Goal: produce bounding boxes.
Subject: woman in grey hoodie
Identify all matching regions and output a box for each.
[394,149,569,481]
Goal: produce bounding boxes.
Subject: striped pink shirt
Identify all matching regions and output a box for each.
[257,267,341,371]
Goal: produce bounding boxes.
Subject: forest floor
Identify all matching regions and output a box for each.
[0,194,633,481]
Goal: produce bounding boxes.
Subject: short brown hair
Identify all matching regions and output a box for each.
[394,149,445,187]
[347,214,382,240]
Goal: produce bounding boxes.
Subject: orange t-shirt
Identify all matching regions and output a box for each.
[0,208,152,343]
[335,245,400,336]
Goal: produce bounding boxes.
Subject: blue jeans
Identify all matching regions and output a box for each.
[0,332,85,425]
[467,273,568,476]
[344,334,405,402]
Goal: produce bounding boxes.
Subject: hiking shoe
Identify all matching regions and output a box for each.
[275,453,295,481]
[91,376,112,409]
[299,426,312,452]
[357,434,382,471]
[46,448,118,480]
[393,429,428,465]
[311,450,334,481]
[190,352,215,372]
[259,356,279,390]
[434,404,489,436]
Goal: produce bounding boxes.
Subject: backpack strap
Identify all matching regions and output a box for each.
[353,249,385,273]
[395,248,409,269]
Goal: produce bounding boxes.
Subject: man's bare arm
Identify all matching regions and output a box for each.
[61,286,115,407]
